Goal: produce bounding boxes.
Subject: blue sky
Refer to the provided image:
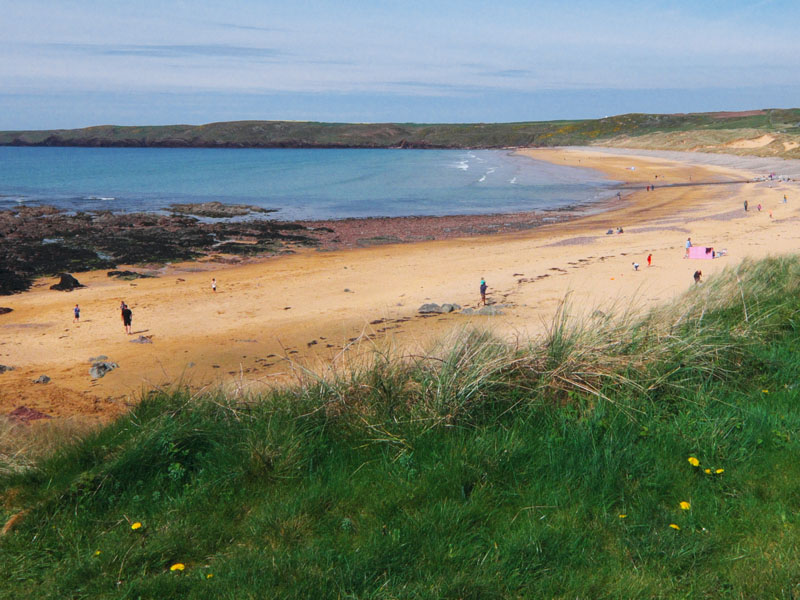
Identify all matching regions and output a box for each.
[1,0,798,128]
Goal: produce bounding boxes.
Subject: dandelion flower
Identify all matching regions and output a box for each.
[669,523,681,530]
[206,573,214,579]
[94,550,101,556]
[704,468,711,474]
[762,389,769,394]
[131,522,142,530]
[618,514,627,519]
[688,457,700,467]
[715,468,724,474]
[679,501,691,510]
[170,563,185,572]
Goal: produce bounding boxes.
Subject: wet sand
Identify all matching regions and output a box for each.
[1,147,798,423]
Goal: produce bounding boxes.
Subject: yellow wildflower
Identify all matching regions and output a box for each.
[669,523,681,530]
[762,389,769,394]
[704,468,711,474]
[715,468,724,474]
[688,457,700,467]
[206,573,214,579]
[618,514,627,519]
[94,550,101,556]
[170,563,185,572]
[130,522,142,530]
[679,501,691,510]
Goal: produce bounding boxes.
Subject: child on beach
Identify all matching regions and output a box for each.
[480,278,487,305]
[684,238,692,258]
[212,278,217,292]
[121,302,132,334]
[73,304,80,323]
[647,254,652,267]
[632,262,639,271]
[693,270,702,284]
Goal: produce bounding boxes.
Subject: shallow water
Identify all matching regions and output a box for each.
[0,147,619,219]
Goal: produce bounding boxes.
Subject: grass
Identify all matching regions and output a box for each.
[1,255,800,598]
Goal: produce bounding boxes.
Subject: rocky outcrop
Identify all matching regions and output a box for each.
[418,303,462,314]
[50,273,84,291]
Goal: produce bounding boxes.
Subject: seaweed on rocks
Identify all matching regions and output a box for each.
[0,205,319,295]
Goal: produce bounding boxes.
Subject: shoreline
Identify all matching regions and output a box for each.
[1,147,798,425]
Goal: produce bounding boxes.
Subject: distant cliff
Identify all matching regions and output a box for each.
[2,109,799,157]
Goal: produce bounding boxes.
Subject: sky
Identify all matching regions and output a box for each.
[1,0,799,129]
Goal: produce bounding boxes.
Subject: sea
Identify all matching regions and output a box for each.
[0,147,619,220]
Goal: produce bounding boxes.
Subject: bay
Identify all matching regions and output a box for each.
[0,147,618,220]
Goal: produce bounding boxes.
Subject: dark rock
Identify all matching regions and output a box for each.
[107,270,153,280]
[33,375,51,384]
[130,335,152,344]
[50,273,84,291]
[168,201,275,219]
[0,365,14,373]
[90,361,118,379]
[0,307,12,315]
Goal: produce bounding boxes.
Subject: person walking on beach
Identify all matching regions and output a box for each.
[121,302,132,335]
[73,304,80,323]
[693,270,702,285]
[647,253,652,267]
[211,278,217,293]
[757,203,762,212]
[744,199,748,212]
[480,278,487,306]
[684,237,692,258]
[783,194,787,204]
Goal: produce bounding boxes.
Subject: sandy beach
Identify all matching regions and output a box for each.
[1,147,798,424]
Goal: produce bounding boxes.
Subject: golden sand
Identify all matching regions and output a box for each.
[1,147,798,422]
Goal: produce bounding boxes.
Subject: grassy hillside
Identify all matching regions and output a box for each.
[2,255,800,598]
[2,109,800,156]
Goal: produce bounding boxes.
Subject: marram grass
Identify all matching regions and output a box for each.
[1,255,800,599]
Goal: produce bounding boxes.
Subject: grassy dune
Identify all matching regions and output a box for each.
[1,255,800,598]
[2,109,800,157]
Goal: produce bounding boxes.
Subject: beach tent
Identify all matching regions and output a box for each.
[688,246,715,259]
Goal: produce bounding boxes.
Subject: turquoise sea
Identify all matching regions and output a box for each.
[0,147,619,220]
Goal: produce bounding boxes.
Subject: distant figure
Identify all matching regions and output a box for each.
[783,194,788,204]
[685,237,692,258]
[647,253,652,267]
[744,199,748,211]
[616,227,624,234]
[212,278,217,293]
[757,203,762,212]
[606,229,614,235]
[73,304,80,323]
[693,270,702,284]
[122,304,133,335]
[769,210,773,219]
[480,279,487,306]
[120,302,127,332]
[617,191,622,200]
[632,262,639,271]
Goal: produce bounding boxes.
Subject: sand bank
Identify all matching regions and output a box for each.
[1,147,798,423]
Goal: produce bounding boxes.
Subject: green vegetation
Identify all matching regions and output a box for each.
[2,109,800,156]
[2,255,800,598]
